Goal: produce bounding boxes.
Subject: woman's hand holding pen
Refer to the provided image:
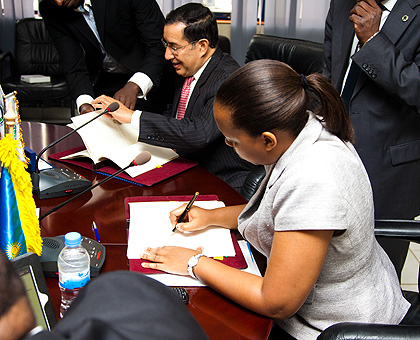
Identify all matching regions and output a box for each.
[91,95,134,124]
[169,204,212,233]
[170,204,246,232]
[142,201,208,275]
[141,246,203,275]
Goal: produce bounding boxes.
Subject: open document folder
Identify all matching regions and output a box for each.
[126,198,259,286]
[63,112,178,178]
[127,201,235,259]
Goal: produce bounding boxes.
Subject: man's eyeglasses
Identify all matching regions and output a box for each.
[161,39,197,55]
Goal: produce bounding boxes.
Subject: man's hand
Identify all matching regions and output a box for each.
[113,82,141,111]
[91,95,134,124]
[350,0,382,45]
[79,103,95,115]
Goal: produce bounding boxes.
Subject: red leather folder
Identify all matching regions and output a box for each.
[124,195,248,274]
[48,146,198,186]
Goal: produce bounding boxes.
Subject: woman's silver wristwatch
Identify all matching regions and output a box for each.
[187,254,207,279]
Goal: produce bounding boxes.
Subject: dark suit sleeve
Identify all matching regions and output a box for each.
[128,0,166,87]
[139,86,222,152]
[27,331,63,340]
[39,1,98,99]
[352,7,420,111]
[39,0,166,100]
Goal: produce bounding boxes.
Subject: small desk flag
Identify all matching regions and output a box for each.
[0,92,42,259]
[0,165,27,258]
[0,135,42,259]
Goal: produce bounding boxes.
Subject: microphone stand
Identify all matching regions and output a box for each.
[32,103,119,199]
[39,151,151,220]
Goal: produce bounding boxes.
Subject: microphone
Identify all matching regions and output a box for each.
[39,151,151,220]
[32,102,120,199]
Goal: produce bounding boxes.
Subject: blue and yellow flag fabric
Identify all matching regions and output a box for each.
[0,165,26,258]
[0,134,42,259]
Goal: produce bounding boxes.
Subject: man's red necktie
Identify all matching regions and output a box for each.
[176,76,195,120]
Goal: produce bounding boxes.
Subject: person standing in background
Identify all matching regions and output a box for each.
[323,0,420,279]
[39,0,173,115]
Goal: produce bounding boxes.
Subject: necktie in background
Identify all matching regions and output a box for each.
[341,58,361,112]
[176,76,195,120]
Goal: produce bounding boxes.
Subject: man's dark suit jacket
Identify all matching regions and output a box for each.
[139,48,255,191]
[323,0,420,274]
[29,271,208,340]
[39,0,166,101]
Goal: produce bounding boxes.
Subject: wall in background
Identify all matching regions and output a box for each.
[157,0,330,64]
[0,1,330,69]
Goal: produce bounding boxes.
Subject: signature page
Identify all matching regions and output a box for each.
[127,200,235,259]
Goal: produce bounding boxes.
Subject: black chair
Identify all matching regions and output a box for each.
[218,35,231,54]
[244,34,324,74]
[317,219,420,340]
[0,18,74,121]
[240,34,324,201]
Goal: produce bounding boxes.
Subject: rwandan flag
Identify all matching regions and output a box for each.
[0,134,41,259]
[0,165,27,259]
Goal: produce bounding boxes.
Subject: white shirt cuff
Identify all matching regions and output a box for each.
[76,94,95,113]
[129,72,153,99]
[27,326,44,337]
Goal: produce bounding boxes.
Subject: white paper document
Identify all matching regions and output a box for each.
[146,240,262,287]
[63,113,178,177]
[127,200,235,259]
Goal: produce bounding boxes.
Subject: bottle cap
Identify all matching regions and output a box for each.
[64,232,82,247]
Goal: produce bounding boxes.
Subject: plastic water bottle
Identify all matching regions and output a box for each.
[58,232,90,318]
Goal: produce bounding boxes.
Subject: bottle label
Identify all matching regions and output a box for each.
[59,269,90,289]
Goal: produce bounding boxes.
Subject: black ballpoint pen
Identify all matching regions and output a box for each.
[172,192,199,232]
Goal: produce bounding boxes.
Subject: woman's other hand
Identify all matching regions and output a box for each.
[141,246,203,276]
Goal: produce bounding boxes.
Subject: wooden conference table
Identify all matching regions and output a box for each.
[22,121,271,340]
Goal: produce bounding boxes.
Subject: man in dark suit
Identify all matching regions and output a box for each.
[92,3,255,192]
[39,0,170,114]
[0,250,208,340]
[323,0,420,279]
